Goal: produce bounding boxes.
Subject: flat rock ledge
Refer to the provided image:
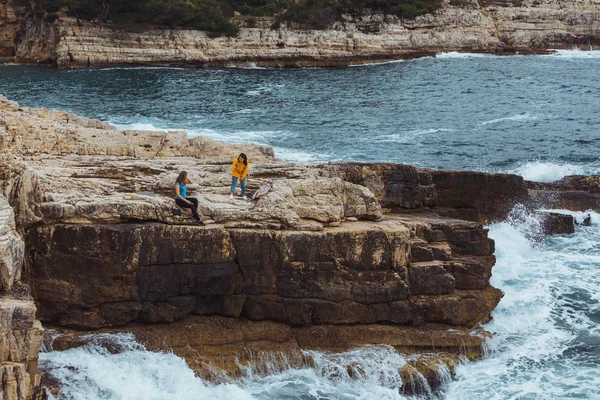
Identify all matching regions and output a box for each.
[1,95,598,397]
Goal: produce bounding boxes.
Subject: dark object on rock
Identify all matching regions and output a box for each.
[172,208,181,216]
[252,179,273,200]
[539,212,575,235]
[582,213,592,226]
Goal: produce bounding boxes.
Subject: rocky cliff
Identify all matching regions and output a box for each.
[1,94,598,397]
[1,0,600,67]
[0,195,44,400]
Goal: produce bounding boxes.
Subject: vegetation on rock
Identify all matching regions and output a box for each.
[11,0,442,35]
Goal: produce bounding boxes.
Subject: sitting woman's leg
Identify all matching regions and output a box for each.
[188,197,201,221]
[175,198,201,221]
[175,198,190,209]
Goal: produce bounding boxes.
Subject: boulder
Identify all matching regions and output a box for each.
[538,211,575,235]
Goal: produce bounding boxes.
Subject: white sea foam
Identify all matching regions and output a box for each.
[510,161,585,182]
[226,62,268,69]
[272,146,333,162]
[240,345,411,399]
[67,66,188,73]
[188,127,289,145]
[348,59,406,67]
[375,128,453,143]
[544,49,600,59]
[111,120,290,148]
[231,109,258,114]
[112,122,170,132]
[446,206,600,399]
[41,337,422,400]
[39,333,255,400]
[479,112,538,125]
[435,52,493,59]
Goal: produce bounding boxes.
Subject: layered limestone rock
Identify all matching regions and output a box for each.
[2,0,600,67]
[0,196,44,400]
[1,194,23,290]
[527,175,600,211]
[26,216,500,330]
[321,163,529,223]
[0,95,274,162]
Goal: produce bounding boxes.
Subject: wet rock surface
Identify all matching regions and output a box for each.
[538,211,575,235]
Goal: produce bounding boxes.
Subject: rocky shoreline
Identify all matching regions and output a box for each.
[1,0,600,68]
[1,94,599,398]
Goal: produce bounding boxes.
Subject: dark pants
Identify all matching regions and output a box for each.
[175,197,200,221]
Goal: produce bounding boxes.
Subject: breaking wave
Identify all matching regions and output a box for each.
[479,113,539,126]
[510,161,586,182]
[544,49,600,59]
[41,336,436,400]
[446,207,600,399]
[435,52,494,59]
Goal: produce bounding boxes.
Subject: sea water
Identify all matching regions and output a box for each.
[2,51,599,399]
[1,50,600,176]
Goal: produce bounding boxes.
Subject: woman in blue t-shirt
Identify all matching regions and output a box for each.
[175,171,204,225]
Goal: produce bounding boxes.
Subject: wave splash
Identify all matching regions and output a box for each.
[446,206,600,399]
[435,52,493,59]
[510,161,585,182]
[544,49,600,59]
[41,336,432,400]
[40,333,254,400]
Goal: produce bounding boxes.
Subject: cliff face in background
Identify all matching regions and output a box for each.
[1,0,600,67]
[1,94,599,397]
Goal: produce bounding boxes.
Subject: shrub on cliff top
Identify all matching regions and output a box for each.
[12,0,442,33]
[277,0,342,30]
[11,0,239,37]
[339,0,441,19]
[390,0,441,19]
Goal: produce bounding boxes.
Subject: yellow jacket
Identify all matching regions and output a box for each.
[231,156,249,180]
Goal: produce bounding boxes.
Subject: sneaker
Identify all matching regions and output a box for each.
[197,220,205,226]
[243,195,248,201]
[229,193,234,200]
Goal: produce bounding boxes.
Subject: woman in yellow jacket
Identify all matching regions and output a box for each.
[229,153,249,200]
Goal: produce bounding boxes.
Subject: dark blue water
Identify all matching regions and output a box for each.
[1,51,600,178]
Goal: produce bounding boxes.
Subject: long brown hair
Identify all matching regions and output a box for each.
[238,153,248,166]
[176,171,188,184]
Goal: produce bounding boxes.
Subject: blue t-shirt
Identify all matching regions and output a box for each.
[177,182,187,198]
